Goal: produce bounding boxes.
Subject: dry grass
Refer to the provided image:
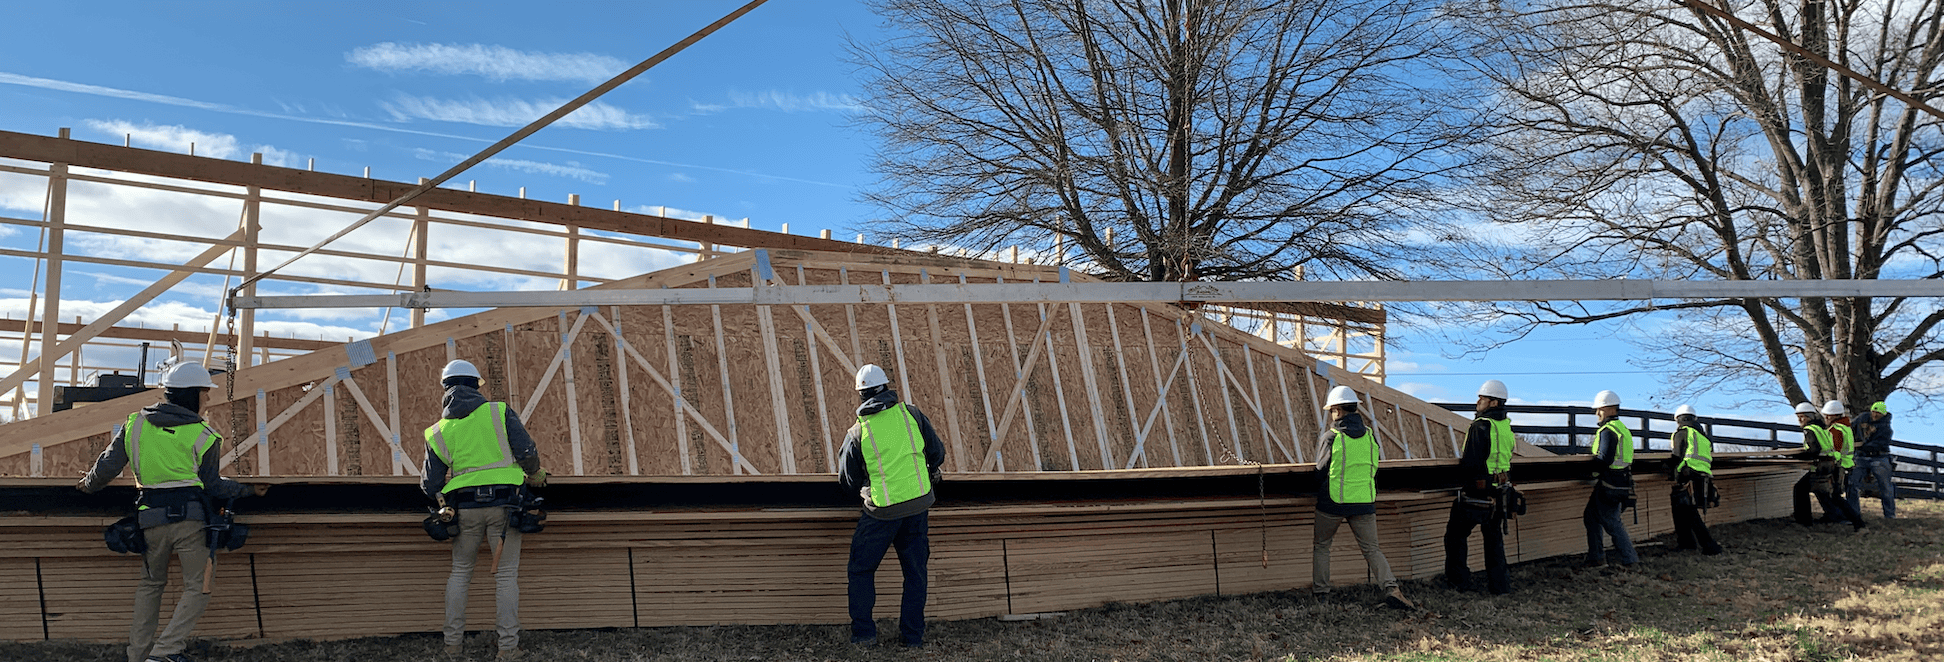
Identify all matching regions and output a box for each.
[6,501,1941,662]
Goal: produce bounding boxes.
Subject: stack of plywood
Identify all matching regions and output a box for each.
[0,466,1800,642]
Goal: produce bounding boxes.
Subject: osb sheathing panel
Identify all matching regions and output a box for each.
[1,250,1478,478]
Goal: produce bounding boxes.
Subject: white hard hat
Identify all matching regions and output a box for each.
[158,362,217,389]
[1821,400,1845,416]
[1325,386,1360,408]
[1478,379,1509,400]
[1794,402,1818,415]
[1593,390,1621,408]
[1674,404,1697,418]
[855,363,890,390]
[442,360,481,381]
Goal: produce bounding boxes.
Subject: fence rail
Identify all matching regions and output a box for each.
[1435,403,1943,500]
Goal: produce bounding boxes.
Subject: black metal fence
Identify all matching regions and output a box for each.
[1433,403,1944,499]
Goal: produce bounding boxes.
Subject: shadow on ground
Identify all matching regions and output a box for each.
[6,501,1940,662]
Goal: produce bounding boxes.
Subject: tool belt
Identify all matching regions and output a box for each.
[423,508,460,541]
[204,499,249,552]
[448,484,520,507]
[506,488,547,534]
[103,516,147,554]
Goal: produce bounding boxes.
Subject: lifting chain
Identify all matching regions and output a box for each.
[1219,445,1270,569]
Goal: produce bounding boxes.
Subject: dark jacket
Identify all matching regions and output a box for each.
[1457,405,1508,496]
[838,388,945,520]
[1591,416,1634,483]
[1314,412,1377,517]
[420,385,542,504]
[1669,422,1701,481]
[1796,415,1832,460]
[79,402,251,518]
[1856,411,1894,456]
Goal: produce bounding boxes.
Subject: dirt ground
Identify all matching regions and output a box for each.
[6,499,1939,662]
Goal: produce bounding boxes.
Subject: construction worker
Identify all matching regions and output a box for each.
[1850,401,1897,519]
[1582,390,1638,568]
[1667,405,1722,555]
[1311,386,1412,609]
[1820,400,1856,523]
[76,362,262,662]
[421,359,547,661]
[837,363,945,648]
[1790,402,1865,530]
[1442,379,1515,595]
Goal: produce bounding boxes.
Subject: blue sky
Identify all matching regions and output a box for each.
[0,1,1933,448]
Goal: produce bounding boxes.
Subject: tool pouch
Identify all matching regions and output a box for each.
[507,491,547,534]
[1672,481,1695,507]
[1500,484,1527,517]
[1456,494,1495,524]
[104,516,147,554]
[423,512,460,541]
[216,522,250,551]
[1705,480,1720,509]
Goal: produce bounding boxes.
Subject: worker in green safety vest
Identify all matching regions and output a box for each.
[1311,386,1413,609]
[1819,400,1857,524]
[1667,405,1722,555]
[78,362,263,662]
[1582,390,1638,568]
[837,363,945,648]
[1443,379,1516,595]
[1790,402,1865,531]
[421,359,547,661]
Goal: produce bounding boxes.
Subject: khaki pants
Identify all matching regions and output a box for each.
[1312,510,1397,593]
[128,519,210,662]
[445,506,522,650]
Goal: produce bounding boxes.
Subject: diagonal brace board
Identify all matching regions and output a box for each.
[584,311,761,474]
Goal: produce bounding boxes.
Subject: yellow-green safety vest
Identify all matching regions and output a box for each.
[1484,417,1515,477]
[1829,421,1854,469]
[859,403,932,508]
[1803,423,1834,459]
[1677,426,1712,475]
[122,412,217,490]
[1327,428,1379,505]
[424,402,525,493]
[1593,418,1633,470]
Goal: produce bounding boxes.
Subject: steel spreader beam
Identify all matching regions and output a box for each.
[230,278,1944,310]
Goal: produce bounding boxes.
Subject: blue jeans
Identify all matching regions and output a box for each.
[847,511,928,645]
[1848,455,1897,518]
[1583,488,1637,565]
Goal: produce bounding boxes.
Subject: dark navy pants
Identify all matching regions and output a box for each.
[847,511,928,645]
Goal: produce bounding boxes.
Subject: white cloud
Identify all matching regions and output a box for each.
[381,94,658,130]
[1394,382,1451,401]
[410,148,609,184]
[86,119,242,158]
[0,71,225,110]
[80,119,302,167]
[666,173,695,183]
[346,42,628,84]
[692,90,868,114]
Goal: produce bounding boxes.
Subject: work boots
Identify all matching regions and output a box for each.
[1383,587,1415,610]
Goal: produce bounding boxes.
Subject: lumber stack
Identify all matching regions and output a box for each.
[0,466,1800,642]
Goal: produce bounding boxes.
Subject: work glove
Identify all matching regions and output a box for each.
[74,477,91,494]
[859,485,872,503]
[251,484,271,497]
[526,470,549,489]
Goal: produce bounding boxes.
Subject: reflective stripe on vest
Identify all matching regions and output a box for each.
[1594,419,1633,470]
[1328,428,1379,505]
[1485,417,1514,476]
[123,412,215,490]
[1830,422,1854,468]
[1804,423,1834,458]
[424,402,524,493]
[859,402,931,508]
[1678,426,1713,475]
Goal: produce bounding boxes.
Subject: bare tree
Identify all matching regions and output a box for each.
[1446,0,1944,410]
[849,0,1468,282]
